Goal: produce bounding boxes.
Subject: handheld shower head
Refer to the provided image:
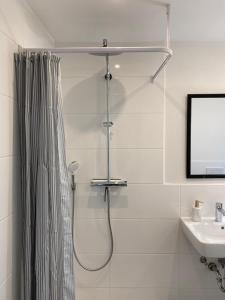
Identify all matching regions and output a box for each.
[68,161,79,174]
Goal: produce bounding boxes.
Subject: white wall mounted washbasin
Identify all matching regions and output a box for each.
[181,217,225,258]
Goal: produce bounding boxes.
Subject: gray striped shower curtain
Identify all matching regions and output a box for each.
[14,52,75,300]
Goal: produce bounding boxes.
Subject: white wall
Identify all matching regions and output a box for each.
[61,44,225,300]
[166,42,225,183]
[0,0,54,299]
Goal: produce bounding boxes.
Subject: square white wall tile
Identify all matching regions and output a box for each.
[0,32,17,98]
[76,288,109,300]
[64,113,163,149]
[73,184,106,219]
[72,184,180,220]
[179,288,225,300]
[110,184,180,219]
[66,149,163,183]
[74,219,110,254]
[0,0,31,45]
[61,74,164,114]
[110,76,162,97]
[112,149,163,183]
[0,276,13,300]
[60,54,104,78]
[178,225,199,255]
[75,254,110,287]
[108,53,165,77]
[167,44,225,90]
[19,1,54,48]
[109,76,164,114]
[66,149,107,183]
[112,219,179,254]
[62,76,106,114]
[165,87,186,184]
[60,52,165,78]
[64,114,105,149]
[0,157,13,221]
[0,96,14,157]
[74,219,179,254]
[0,217,13,285]
[178,254,218,289]
[180,185,225,217]
[110,288,179,300]
[0,9,15,42]
[111,113,163,149]
[0,0,53,47]
[110,254,178,288]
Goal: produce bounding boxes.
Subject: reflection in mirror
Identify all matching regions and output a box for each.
[187,94,225,178]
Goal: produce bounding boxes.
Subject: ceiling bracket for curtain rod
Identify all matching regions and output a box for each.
[22,2,172,82]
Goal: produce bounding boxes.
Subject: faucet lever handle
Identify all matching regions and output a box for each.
[216,202,223,209]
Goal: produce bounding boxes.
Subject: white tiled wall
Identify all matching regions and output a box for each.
[2,2,225,299]
[0,0,54,299]
[61,44,225,300]
[166,42,225,184]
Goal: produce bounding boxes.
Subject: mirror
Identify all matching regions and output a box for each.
[187,94,225,178]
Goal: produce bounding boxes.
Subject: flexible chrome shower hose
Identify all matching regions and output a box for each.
[71,182,114,271]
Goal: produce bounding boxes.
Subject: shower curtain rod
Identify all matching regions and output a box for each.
[22,46,173,82]
[23,46,172,54]
[23,3,172,81]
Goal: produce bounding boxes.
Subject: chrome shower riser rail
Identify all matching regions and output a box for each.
[105,54,111,182]
[91,41,127,188]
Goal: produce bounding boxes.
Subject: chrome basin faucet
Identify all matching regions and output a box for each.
[215,203,225,222]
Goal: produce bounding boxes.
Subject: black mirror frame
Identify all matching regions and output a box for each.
[186,93,225,178]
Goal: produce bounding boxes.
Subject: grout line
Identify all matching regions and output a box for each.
[66,147,163,150]
[76,285,222,290]
[75,218,179,221]
[0,93,14,101]
[74,182,180,186]
[163,67,166,184]
[63,112,164,116]
[0,154,15,159]
[76,287,182,291]
[0,27,18,47]
[0,213,14,223]
[0,273,12,289]
[74,177,225,186]
[165,181,225,186]
[77,252,179,256]
[20,0,55,45]
[76,253,178,256]
[62,75,158,79]
[179,185,181,217]
[73,182,164,184]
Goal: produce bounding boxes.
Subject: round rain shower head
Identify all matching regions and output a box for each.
[68,161,79,174]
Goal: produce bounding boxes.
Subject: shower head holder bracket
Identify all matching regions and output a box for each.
[105,73,112,80]
[103,121,113,127]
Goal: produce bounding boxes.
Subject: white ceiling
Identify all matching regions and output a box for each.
[26,0,225,44]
